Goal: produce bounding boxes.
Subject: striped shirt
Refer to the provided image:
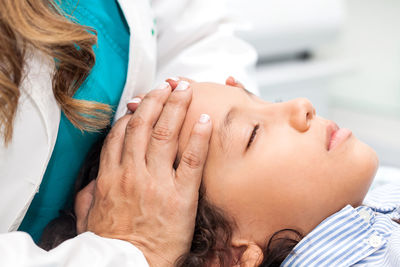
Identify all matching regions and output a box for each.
[282,184,400,266]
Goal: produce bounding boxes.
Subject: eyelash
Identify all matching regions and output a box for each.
[246,124,260,149]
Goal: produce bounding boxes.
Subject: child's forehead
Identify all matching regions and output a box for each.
[190,82,247,119]
[192,82,242,95]
[176,83,246,165]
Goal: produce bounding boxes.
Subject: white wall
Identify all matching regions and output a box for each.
[317,0,400,166]
[318,0,400,117]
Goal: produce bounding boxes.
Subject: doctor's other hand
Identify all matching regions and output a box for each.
[226,76,245,89]
[85,81,212,267]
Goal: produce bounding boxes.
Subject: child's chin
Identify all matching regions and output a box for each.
[361,141,379,173]
[355,140,379,187]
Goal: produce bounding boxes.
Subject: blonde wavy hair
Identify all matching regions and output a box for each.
[0,0,112,145]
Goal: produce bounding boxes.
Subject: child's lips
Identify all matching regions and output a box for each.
[326,121,339,151]
[326,121,352,151]
[329,128,352,151]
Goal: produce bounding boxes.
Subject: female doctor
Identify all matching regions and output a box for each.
[0,0,256,266]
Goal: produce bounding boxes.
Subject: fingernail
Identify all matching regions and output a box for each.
[156,81,170,90]
[126,109,133,114]
[128,97,141,104]
[175,81,189,91]
[199,114,210,124]
[168,77,179,82]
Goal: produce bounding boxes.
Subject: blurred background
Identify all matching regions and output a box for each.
[228,0,400,168]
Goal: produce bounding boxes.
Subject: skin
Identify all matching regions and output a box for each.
[76,81,379,265]
[176,82,379,248]
[82,82,212,266]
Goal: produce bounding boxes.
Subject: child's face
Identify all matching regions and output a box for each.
[177,82,379,245]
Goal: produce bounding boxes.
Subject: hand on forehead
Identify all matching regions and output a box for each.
[127,81,250,166]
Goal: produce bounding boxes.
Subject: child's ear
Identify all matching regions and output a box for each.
[231,239,263,267]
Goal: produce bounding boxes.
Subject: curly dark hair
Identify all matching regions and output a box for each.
[39,137,303,266]
[176,193,302,266]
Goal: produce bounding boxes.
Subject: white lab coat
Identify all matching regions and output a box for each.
[0,0,257,265]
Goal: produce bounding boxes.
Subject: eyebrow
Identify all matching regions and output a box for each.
[218,107,237,153]
[217,87,255,153]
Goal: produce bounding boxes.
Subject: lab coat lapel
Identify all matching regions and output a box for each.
[0,51,60,232]
[114,0,157,121]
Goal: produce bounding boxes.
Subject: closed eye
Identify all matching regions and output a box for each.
[246,124,259,150]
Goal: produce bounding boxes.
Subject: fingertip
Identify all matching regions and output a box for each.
[168,77,180,82]
[175,80,190,91]
[193,113,212,138]
[226,76,235,85]
[127,102,139,113]
[175,114,212,191]
[184,114,212,154]
[155,81,171,91]
[166,77,179,90]
[128,97,142,105]
[127,97,143,113]
[198,114,210,124]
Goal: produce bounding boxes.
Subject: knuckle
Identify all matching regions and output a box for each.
[167,93,190,109]
[168,93,187,105]
[181,150,202,169]
[152,124,173,141]
[104,130,120,145]
[126,115,146,132]
[121,165,136,180]
[119,168,136,193]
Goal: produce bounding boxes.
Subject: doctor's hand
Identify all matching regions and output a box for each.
[126,77,195,113]
[86,81,212,266]
[126,76,243,113]
[226,76,245,89]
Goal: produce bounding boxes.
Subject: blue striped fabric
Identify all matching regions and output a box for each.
[282,184,400,266]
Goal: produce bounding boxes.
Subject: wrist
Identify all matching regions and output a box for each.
[127,239,177,267]
[144,252,174,267]
[135,245,175,267]
[92,233,179,266]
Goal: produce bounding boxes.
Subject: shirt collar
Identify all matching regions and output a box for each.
[282,205,386,266]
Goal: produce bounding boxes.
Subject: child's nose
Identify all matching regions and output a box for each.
[287,98,316,132]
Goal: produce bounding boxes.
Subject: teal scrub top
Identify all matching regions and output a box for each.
[18,0,130,243]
